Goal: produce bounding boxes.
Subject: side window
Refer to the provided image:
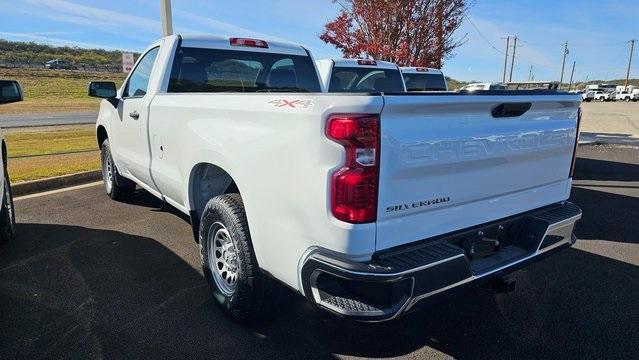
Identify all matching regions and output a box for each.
[124,47,159,98]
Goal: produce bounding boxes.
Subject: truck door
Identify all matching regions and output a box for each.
[114,46,160,188]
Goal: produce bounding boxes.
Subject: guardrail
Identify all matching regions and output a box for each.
[8,149,97,160]
[0,61,122,73]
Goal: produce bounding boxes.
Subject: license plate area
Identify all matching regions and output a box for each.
[445,217,526,262]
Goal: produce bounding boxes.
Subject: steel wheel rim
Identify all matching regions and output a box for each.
[102,151,113,193]
[208,222,239,296]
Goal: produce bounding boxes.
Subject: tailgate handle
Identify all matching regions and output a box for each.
[491,102,532,118]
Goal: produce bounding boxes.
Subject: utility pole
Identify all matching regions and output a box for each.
[509,36,518,82]
[502,36,510,83]
[559,41,569,89]
[527,65,533,82]
[160,0,173,36]
[568,61,576,91]
[624,39,635,90]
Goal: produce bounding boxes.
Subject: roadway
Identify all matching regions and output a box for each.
[0,111,96,128]
[0,144,637,359]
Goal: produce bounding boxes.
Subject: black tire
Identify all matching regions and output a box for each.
[199,193,264,321]
[0,166,16,243]
[100,139,135,200]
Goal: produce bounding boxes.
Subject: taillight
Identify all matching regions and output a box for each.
[569,107,582,177]
[357,59,377,66]
[326,114,380,223]
[415,67,429,72]
[229,37,269,48]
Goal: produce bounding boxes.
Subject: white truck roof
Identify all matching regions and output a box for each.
[400,67,443,75]
[175,34,310,56]
[324,58,400,69]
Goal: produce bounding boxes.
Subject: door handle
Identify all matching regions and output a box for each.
[129,111,140,120]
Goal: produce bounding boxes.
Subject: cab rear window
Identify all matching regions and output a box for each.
[168,47,321,93]
[328,67,404,93]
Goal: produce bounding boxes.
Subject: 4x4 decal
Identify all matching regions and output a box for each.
[268,99,314,109]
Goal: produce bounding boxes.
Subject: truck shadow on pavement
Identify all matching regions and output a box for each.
[574,155,639,182]
[571,153,639,244]
[1,218,637,358]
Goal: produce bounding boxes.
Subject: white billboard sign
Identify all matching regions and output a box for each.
[122,53,135,73]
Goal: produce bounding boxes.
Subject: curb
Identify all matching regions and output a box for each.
[12,170,102,197]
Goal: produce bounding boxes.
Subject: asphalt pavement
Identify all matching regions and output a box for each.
[580,102,639,145]
[0,111,96,128]
[0,145,637,359]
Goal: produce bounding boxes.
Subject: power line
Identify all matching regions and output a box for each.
[465,15,506,55]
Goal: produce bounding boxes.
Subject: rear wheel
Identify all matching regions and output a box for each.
[625,97,631,102]
[199,193,264,321]
[100,139,135,200]
[0,166,15,243]
[599,97,605,102]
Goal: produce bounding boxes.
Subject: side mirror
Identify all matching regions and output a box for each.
[0,80,23,105]
[88,81,117,99]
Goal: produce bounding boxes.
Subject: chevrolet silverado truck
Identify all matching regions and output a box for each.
[89,34,582,322]
[0,80,22,243]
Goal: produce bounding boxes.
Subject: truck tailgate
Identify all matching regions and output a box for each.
[376,94,580,251]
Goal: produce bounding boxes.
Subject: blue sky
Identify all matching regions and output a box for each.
[1,0,638,82]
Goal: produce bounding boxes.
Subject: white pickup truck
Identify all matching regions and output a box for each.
[615,90,638,102]
[593,90,614,102]
[89,34,582,322]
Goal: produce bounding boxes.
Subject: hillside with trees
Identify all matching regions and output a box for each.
[0,39,138,71]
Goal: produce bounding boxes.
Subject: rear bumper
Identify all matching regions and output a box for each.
[300,202,582,322]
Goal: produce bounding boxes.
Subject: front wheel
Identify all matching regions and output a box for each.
[0,167,16,243]
[599,97,605,102]
[100,139,135,200]
[200,193,264,321]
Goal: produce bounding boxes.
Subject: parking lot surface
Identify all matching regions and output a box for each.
[1,145,638,359]
[580,102,639,145]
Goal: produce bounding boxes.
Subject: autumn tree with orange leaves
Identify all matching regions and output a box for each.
[320,0,469,68]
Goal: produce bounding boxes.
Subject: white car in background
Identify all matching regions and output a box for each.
[581,90,594,102]
[593,90,614,102]
[0,80,21,243]
[400,67,448,91]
